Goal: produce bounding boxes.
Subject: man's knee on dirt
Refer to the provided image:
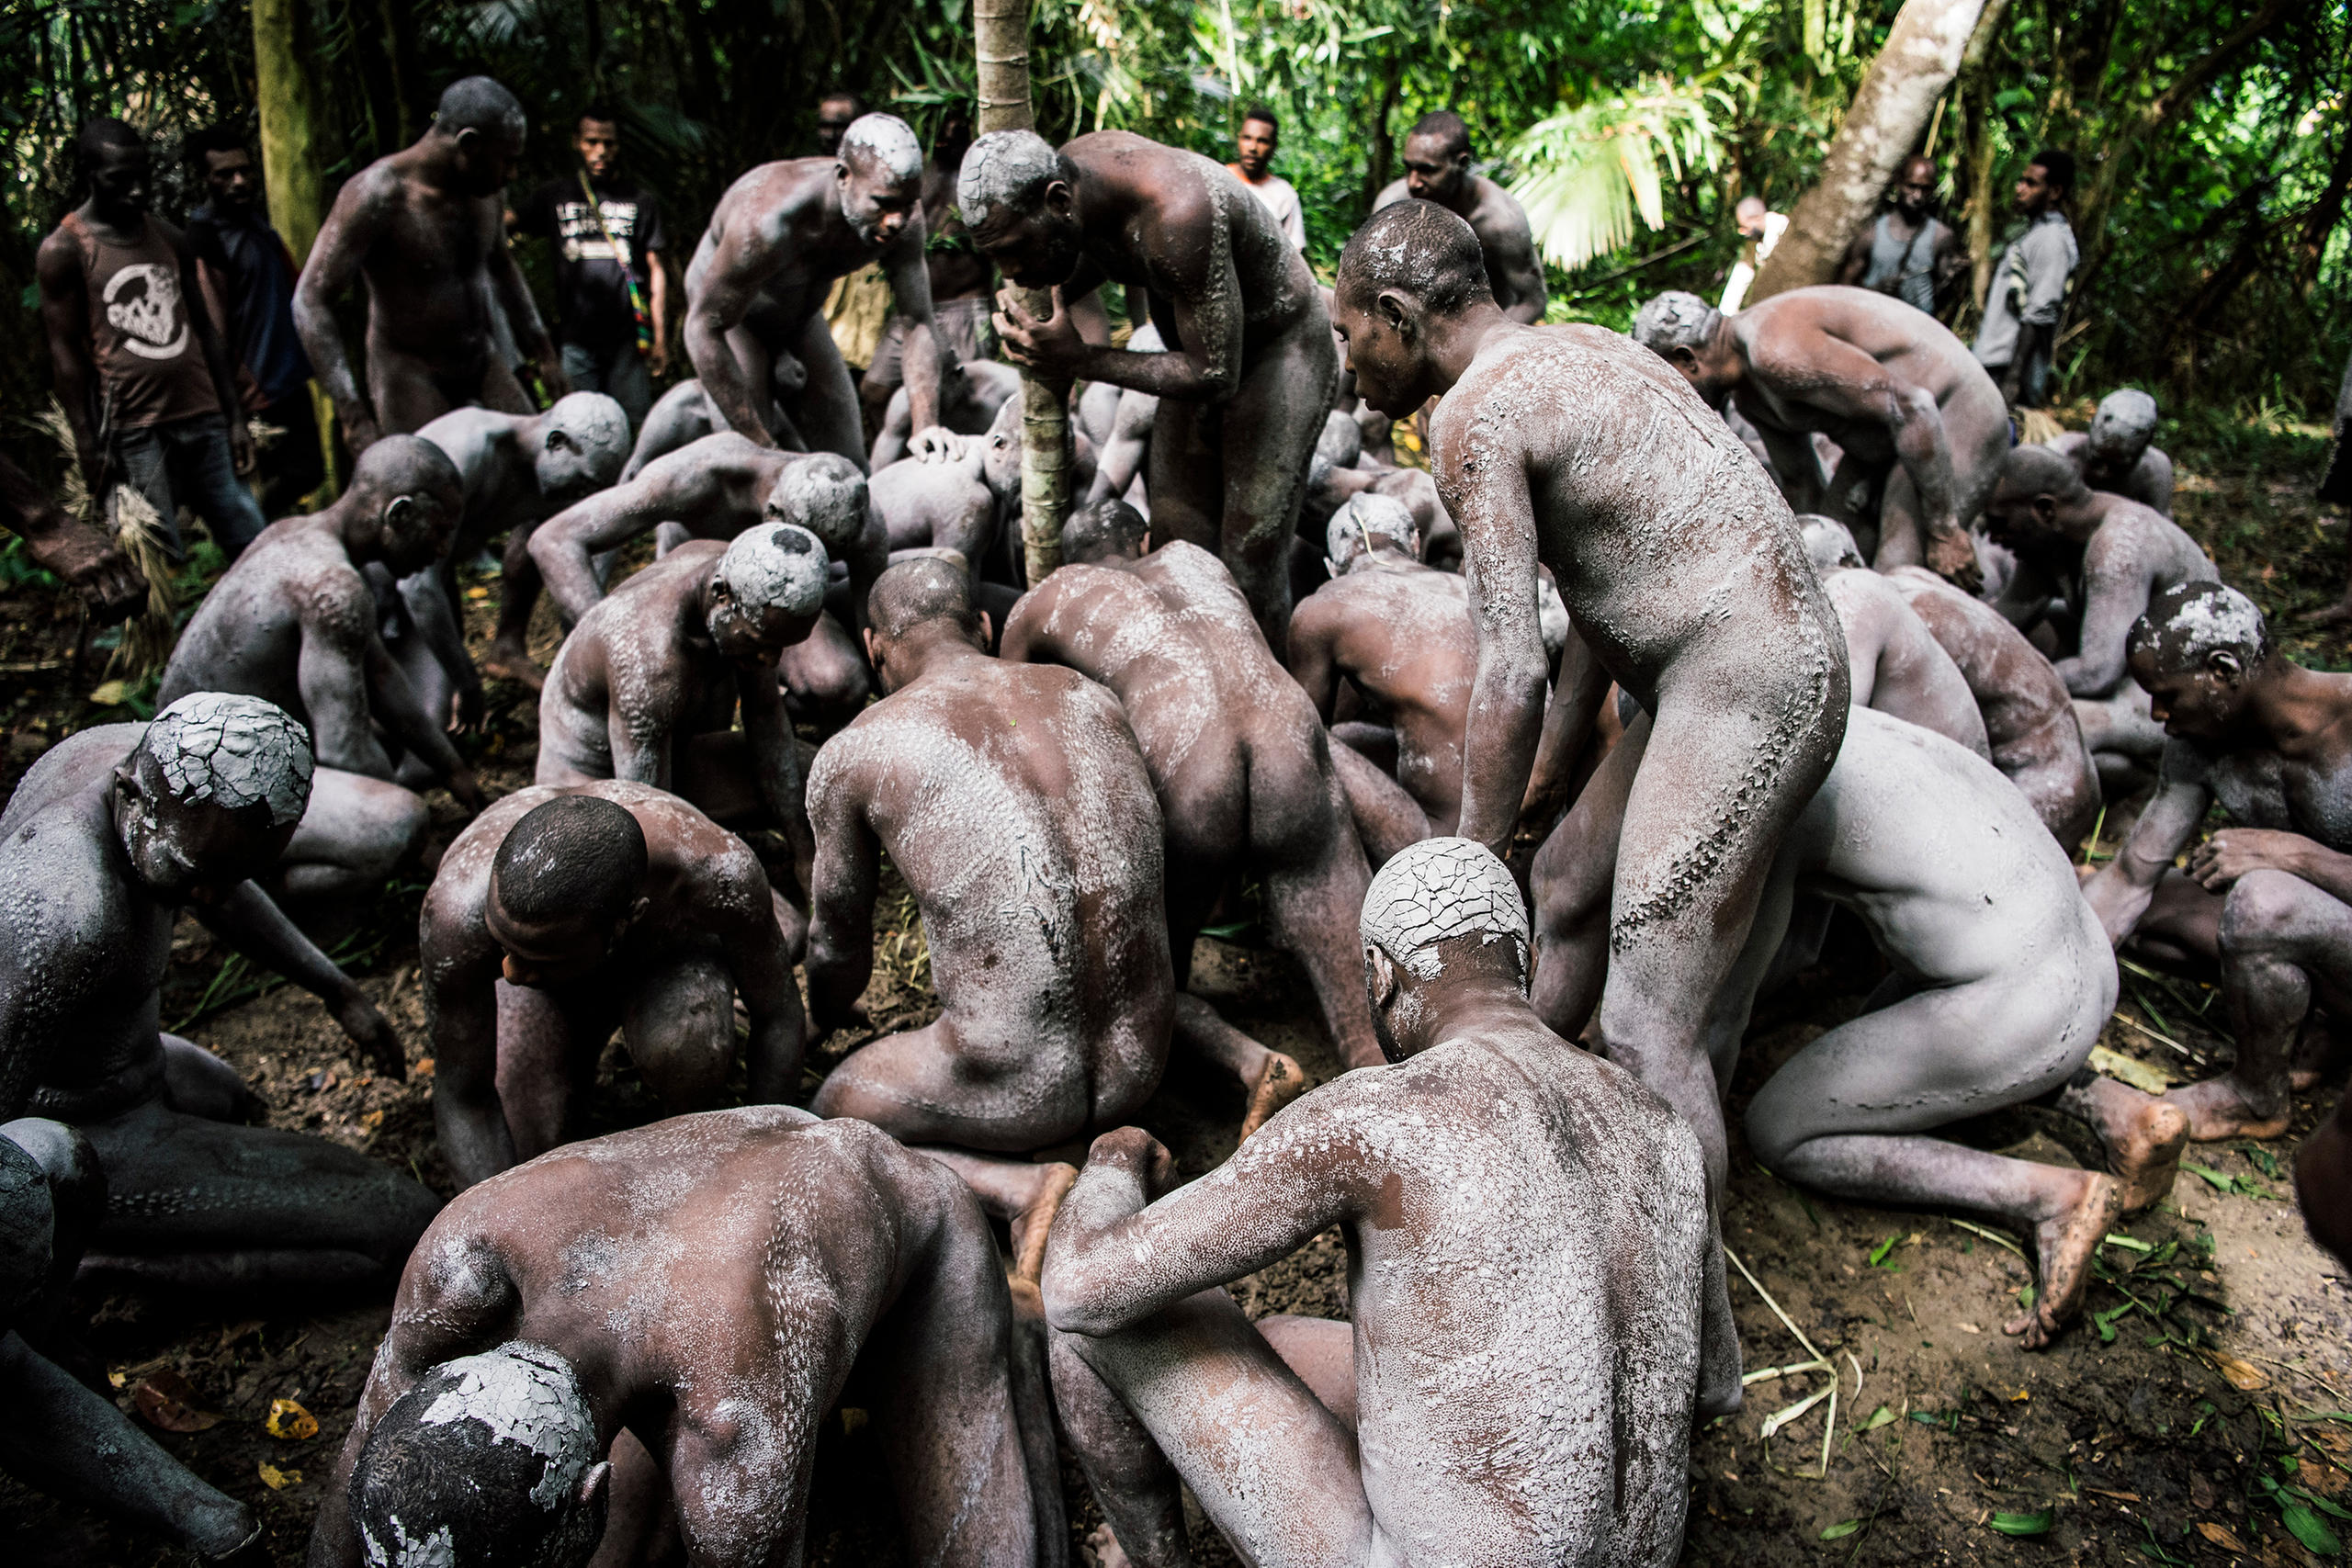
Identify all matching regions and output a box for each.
[2219,867,2345,970]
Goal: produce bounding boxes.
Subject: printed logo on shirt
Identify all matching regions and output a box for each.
[103,263,189,359]
[556,199,639,265]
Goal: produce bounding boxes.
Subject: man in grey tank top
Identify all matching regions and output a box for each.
[1837,155,1963,318]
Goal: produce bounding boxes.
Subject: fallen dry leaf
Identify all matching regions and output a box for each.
[132,1368,221,1432]
[2198,1520,2249,1552]
[2209,1353,2270,1391]
[1958,1322,1982,1335]
[257,1461,302,1490]
[413,1057,435,1078]
[266,1397,318,1440]
[2010,1389,2030,1403]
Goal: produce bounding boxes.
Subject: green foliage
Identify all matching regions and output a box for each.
[1506,79,1728,271]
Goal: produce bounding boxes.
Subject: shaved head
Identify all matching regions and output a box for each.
[867,557,980,641]
[1328,492,1419,570]
[349,434,464,513]
[1336,200,1493,316]
[435,76,526,142]
[2129,581,2269,675]
[957,130,1070,230]
[1998,443,2090,504]
[1405,110,1470,162]
[766,453,868,551]
[1060,500,1149,565]
[1631,291,1722,357]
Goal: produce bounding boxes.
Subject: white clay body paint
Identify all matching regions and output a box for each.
[417,1341,596,1510]
[842,114,923,184]
[718,524,830,615]
[767,455,868,551]
[1361,836,1529,981]
[147,692,314,828]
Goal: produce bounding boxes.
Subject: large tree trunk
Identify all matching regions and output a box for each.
[1748,0,1988,304]
[251,0,340,491]
[974,0,1070,587]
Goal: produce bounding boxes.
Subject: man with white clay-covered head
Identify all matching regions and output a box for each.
[959,128,1337,648]
[307,1106,1067,1568]
[684,112,967,463]
[529,435,881,728]
[537,522,831,906]
[0,693,438,1292]
[1042,836,1736,1568]
[2043,388,2175,515]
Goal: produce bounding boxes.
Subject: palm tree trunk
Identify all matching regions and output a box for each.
[974,0,1069,587]
[251,0,341,490]
[1749,0,1988,303]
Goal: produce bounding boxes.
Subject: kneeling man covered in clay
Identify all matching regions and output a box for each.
[420,784,804,1188]
[805,558,1173,1279]
[307,1106,1065,1568]
[1001,500,1374,1093]
[1043,838,1736,1568]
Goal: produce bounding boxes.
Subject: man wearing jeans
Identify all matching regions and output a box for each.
[514,106,669,433]
[185,124,326,519]
[37,118,266,559]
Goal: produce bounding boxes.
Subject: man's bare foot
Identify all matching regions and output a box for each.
[2058,1075,2189,1211]
[1239,1051,1307,1142]
[480,638,545,691]
[2164,1077,2292,1142]
[2004,1172,2124,1349]
[1084,1523,1134,1568]
[1008,1162,1079,1288]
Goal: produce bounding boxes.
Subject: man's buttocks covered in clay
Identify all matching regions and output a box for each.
[0,694,437,1291]
[804,558,1174,1282]
[960,129,1337,648]
[1043,839,1736,1568]
[294,76,566,450]
[307,1107,1066,1568]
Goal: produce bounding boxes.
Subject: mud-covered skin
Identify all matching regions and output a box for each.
[0,730,434,1289]
[1886,566,2102,844]
[966,130,1338,648]
[2044,429,2176,515]
[293,96,560,451]
[536,542,817,879]
[1363,297,1847,1198]
[159,440,481,808]
[1980,481,2217,699]
[306,1108,1064,1568]
[684,128,952,464]
[1001,538,1380,1070]
[869,406,1020,586]
[873,357,1022,471]
[417,398,629,688]
[1043,851,1731,1568]
[1808,547,1990,758]
[803,622,1173,1160]
[1650,285,2008,579]
[2086,615,2352,1143]
[1286,541,1476,848]
[420,782,805,1189]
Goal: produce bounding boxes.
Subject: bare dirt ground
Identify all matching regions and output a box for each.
[4,423,2350,1566]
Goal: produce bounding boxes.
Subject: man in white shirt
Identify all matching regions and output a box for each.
[1227,105,1306,253]
[1718,195,1788,314]
[1973,148,2079,409]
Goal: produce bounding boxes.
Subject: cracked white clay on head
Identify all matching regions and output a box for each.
[956,129,1060,230]
[718,523,829,616]
[1631,290,1720,355]
[144,692,314,828]
[768,454,868,549]
[1327,492,1418,570]
[2144,581,2267,671]
[1360,835,1530,983]
[2088,388,2159,460]
[418,1342,596,1509]
[841,113,922,184]
[544,393,631,490]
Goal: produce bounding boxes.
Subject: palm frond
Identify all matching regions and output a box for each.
[1505,80,1726,272]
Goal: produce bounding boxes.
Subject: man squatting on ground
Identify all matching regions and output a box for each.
[1633,283,2007,584]
[529,435,879,727]
[307,1107,1066,1568]
[1043,838,1736,1568]
[295,77,568,452]
[537,522,831,904]
[961,127,1337,649]
[1001,499,1373,1100]
[685,113,963,464]
[0,694,438,1291]
[157,439,486,924]
[802,559,1177,1282]
[419,786,805,1188]
[2045,387,2175,515]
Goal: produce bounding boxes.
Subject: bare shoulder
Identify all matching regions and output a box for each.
[426,788,558,919]
[1471,175,1534,237]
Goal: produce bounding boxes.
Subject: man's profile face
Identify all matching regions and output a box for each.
[971,196,1082,288]
[454,123,526,197]
[816,97,859,155]
[85,143,153,217]
[2015,163,2056,215]
[2085,415,2148,473]
[536,426,606,502]
[485,893,624,988]
[2132,648,2242,743]
[837,152,920,246]
[1894,160,1935,219]
[112,757,290,900]
[1236,118,1277,179]
[576,118,619,179]
[1979,483,2055,549]
[1400,133,1470,207]
[201,148,259,209]
[1330,286,1423,421]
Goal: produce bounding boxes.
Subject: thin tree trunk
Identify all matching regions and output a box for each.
[252,0,340,491]
[975,0,1069,586]
[1956,0,2011,320]
[1749,0,1988,303]
[1361,50,1403,217]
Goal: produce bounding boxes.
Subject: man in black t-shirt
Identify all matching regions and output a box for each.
[514,107,670,434]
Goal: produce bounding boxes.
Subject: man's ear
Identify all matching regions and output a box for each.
[384,494,416,532]
[1045,179,1075,219]
[452,124,481,156]
[2031,494,2058,524]
[863,626,882,667]
[620,896,651,936]
[547,428,574,453]
[1374,288,1413,336]
[976,609,993,649]
[2210,649,2245,683]
[1139,531,1150,555]
[1366,944,1398,1010]
[578,1460,611,1517]
[1668,345,1702,374]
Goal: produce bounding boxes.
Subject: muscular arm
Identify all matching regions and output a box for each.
[1480,206,1549,326]
[35,233,104,489]
[191,880,404,1076]
[802,762,880,1034]
[419,894,521,1189]
[2053,539,2150,697]
[684,221,783,446]
[1520,637,1608,824]
[1443,435,1550,857]
[397,569,483,728]
[530,457,732,623]
[2083,747,2210,943]
[296,588,401,777]
[1085,385,1158,505]
[1043,1120,1361,1337]
[736,657,813,886]
[1835,229,1872,288]
[294,176,389,451]
[1758,326,1964,550]
[488,220,566,396]
[709,853,807,1103]
[362,627,478,800]
[1283,601,1344,722]
[882,219,951,434]
[1004,251,1243,402]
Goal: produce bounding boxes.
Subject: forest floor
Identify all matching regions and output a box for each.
[2,403,2349,1567]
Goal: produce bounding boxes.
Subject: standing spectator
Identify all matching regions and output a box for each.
[1227,105,1306,252]
[514,106,670,434]
[184,123,325,518]
[815,90,863,156]
[1836,154,1965,318]
[1718,195,1788,315]
[1973,149,2078,410]
[36,118,267,560]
